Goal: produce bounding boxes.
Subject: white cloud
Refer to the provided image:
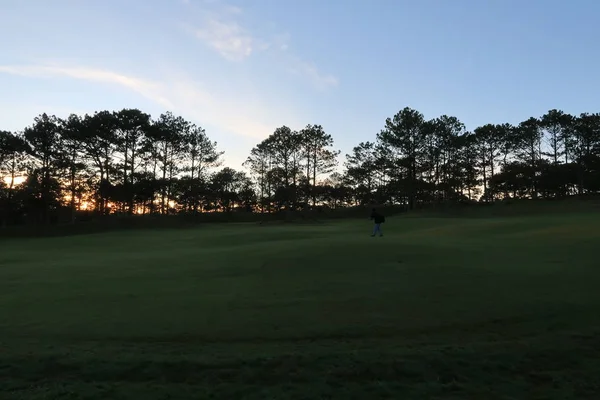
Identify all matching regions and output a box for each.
[0,65,175,109]
[0,64,297,141]
[190,18,254,61]
[184,3,339,89]
[184,1,255,61]
[288,60,339,90]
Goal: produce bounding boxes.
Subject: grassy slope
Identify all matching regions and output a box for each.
[1,213,600,399]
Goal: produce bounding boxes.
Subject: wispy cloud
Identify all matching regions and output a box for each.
[0,64,297,141]
[183,1,257,61]
[188,18,254,61]
[0,65,175,109]
[184,2,339,89]
[289,60,339,90]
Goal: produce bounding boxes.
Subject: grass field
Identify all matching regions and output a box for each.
[1,212,600,399]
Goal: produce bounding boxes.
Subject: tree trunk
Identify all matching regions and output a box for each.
[128,144,136,215]
[312,151,317,207]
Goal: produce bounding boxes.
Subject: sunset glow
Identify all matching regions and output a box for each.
[2,176,26,186]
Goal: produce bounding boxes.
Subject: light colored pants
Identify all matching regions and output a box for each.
[373,223,382,236]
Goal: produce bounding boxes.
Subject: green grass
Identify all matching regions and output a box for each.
[1,213,600,399]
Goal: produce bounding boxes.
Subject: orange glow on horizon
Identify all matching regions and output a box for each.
[2,176,26,186]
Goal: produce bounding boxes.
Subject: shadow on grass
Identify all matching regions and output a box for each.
[2,330,599,399]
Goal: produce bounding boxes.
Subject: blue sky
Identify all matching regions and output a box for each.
[1,0,600,170]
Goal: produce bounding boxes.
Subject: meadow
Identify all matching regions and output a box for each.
[1,211,600,399]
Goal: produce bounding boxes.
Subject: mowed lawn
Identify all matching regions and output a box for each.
[1,213,600,399]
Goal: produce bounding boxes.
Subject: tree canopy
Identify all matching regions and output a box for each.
[1,107,599,226]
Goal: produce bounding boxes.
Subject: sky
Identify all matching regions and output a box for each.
[1,0,600,170]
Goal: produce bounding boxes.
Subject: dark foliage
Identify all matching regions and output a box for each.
[1,107,599,227]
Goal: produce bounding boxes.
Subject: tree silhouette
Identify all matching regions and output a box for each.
[0,131,30,226]
[300,124,339,206]
[243,141,271,214]
[23,114,66,224]
[377,107,427,209]
[182,124,223,213]
[1,105,599,228]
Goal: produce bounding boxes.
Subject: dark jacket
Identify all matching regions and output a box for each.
[370,210,385,224]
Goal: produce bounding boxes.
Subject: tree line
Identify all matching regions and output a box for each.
[345,107,599,208]
[1,107,599,226]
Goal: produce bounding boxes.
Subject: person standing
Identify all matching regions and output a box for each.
[370,208,385,237]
